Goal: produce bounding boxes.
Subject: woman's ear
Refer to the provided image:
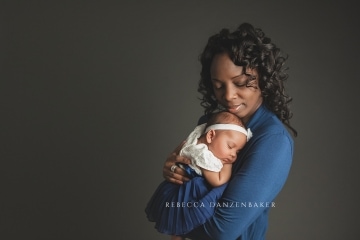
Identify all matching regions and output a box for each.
[206,130,216,144]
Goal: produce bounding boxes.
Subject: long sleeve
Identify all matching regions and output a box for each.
[186,106,294,240]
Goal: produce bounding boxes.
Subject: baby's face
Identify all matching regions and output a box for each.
[208,130,247,164]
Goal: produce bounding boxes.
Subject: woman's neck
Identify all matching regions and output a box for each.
[241,99,263,125]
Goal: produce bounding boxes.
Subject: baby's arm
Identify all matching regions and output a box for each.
[201,163,232,187]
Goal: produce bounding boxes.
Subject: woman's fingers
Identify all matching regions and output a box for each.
[163,165,189,184]
[163,142,191,184]
[165,153,191,168]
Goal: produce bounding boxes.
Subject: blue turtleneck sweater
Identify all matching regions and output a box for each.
[185,104,294,240]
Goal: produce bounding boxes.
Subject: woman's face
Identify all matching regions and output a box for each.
[210,53,263,123]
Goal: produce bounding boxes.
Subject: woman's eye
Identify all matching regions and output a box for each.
[234,81,247,88]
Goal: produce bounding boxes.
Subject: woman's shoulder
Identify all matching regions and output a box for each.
[249,106,293,140]
[252,116,293,142]
[245,120,293,157]
[241,114,294,163]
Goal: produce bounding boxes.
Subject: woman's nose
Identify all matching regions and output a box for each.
[224,85,237,101]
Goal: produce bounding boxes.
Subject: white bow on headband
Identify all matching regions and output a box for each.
[205,124,253,141]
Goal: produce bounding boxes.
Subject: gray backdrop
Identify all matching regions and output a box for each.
[1,1,359,239]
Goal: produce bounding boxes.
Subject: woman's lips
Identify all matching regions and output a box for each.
[227,104,244,113]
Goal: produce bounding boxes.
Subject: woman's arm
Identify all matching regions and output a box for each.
[186,132,294,240]
[201,164,232,187]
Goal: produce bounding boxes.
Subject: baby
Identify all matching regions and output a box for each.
[178,111,252,187]
[145,111,252,240]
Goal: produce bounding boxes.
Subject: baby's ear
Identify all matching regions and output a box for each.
[206,130,216,143]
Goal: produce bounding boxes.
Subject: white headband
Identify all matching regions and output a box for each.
[205,124,253,141]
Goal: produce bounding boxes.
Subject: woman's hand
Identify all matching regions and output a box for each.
[163,141,191,184]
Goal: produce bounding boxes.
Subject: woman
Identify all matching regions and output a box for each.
[162,22,297,240]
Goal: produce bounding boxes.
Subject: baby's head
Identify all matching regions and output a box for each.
[201,111,251,164]
[205,111,245,129]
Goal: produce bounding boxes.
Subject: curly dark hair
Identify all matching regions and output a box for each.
[198,22,297,136]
